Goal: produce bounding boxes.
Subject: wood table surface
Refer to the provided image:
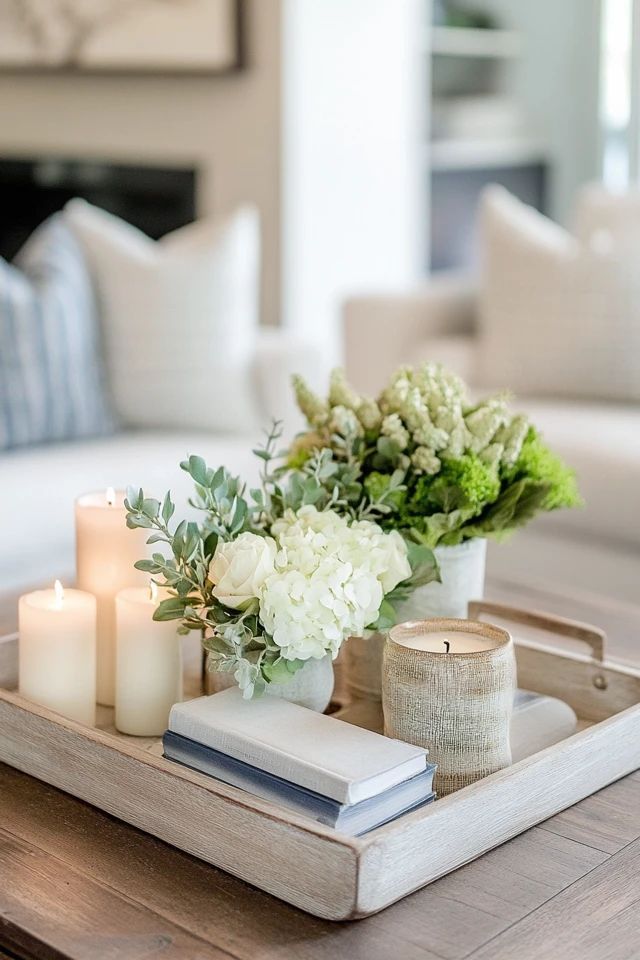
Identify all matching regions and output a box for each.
[1,762,639,960]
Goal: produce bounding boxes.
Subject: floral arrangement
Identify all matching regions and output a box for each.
[288,363,581,548]
[124,427,438,698]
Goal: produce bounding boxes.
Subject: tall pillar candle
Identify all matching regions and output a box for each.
[383,618,515,796]
[19,581,97,725]
[76,488,149,706]
[115,585,182,736]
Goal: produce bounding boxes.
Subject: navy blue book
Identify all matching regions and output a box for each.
[163,730,436,835]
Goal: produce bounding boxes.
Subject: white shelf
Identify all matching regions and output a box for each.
[429,26,521,59]
[428,138,547,171]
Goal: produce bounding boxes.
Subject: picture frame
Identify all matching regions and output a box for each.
[0,0,244,76]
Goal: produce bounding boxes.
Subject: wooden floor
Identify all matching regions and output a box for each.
[1,763,639,960]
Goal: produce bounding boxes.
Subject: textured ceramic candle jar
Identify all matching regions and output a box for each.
[382,618,516,796]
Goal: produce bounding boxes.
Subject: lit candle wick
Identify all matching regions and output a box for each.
[54,579,65,608]
[149,580,158,603]
[106,486,116,507]
[443,640,451,654]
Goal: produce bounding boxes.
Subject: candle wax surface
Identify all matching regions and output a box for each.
[394,629,501,654]
[22,588,95,613]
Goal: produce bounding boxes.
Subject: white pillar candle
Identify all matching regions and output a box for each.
[383,618,516,796]
[19,580,96,725]
[75,488,149,706]
[115,584,182,736]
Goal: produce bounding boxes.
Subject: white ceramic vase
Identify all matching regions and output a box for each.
[345,538,488,701]
[205,654,335,712]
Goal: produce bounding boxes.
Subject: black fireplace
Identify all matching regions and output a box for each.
[0,157,197,261]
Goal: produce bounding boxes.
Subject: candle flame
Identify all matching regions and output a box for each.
[106,486,116,506]
[149,580,158,603]
[54,579,65,606]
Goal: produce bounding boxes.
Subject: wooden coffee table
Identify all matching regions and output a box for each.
[1,761,639,960]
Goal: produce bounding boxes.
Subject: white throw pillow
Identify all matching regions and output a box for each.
[65,199,260,432]
[477,186,640,402]
[574,183,640,255]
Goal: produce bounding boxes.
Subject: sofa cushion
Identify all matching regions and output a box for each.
[573,183,640,255]
[65,199,261,434]
[0,214,114,451]
[514,397,640,548]
[477,186,640,402]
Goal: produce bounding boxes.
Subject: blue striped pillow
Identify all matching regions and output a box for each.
[0,214,115,450]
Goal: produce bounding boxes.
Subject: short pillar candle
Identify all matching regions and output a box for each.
[19,581,97,725]
[383,618,516,796]
[75,488,149,706]
[115,584,183,737]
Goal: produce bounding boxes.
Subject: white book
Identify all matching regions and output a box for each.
[168,687,427,804]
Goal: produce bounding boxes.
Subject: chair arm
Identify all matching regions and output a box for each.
[252,328,321,438]
[343,273,478,394]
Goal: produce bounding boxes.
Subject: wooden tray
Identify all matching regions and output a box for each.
[1,602,639,921]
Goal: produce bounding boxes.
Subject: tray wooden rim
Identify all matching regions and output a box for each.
[1,629,640,920]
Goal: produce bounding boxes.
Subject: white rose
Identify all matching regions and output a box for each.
[209,532,277,610]
[379,529,412,594]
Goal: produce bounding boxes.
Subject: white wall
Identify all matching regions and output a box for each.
[0,0,283,326]
[483,0,602,225]
[282,0,425,369]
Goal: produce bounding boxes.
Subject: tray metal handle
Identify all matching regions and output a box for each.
[467,600,607,663]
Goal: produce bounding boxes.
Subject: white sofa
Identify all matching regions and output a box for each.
[0,328,315,634]
[343,275,640,654]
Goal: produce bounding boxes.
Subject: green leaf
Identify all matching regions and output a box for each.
[203,531,219,558]
[464,479,550,541]
[161,491,175,525]
[172,519,188,559]
[134,559,157,573]
[210,466,226,491]
[187,455,208,485]
[125,485,143,511]
[141,498,160,520]
[152,596,189,621]
[127,514,153,529]
[409,508,475,548]
[367,599,397,632]
[376,436,400,462]
[405,540,441,587]
[250,488,263,505]
[262,658,305,684]
[146,532,166,545]
[230,498,248,534]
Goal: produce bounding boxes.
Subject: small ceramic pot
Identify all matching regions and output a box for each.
[205,653,335,712]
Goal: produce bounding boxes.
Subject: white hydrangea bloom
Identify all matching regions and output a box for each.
[259,506,410,662]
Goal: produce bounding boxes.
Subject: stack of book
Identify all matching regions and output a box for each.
[164,687,436,836]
